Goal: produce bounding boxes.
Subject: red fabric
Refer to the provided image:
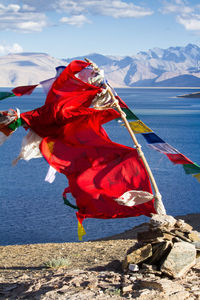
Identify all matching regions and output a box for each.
[12,84,38,96]
[40,108,156,221]
[45,60,101,105]
[20,59,155,222]
[21,91,100,138]
[21,60,102,137]
[166,153,193,165]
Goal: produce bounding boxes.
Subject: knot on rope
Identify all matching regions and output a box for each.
[154,192,166,215]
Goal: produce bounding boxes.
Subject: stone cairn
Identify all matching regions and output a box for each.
[123,214,200,278]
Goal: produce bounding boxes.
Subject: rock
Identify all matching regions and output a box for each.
[188,231,200,242]
[129,264,139,272]
[170,291,191,300]
[175,219,193,232]
[150,214,177,229]
[138,278,185,293]
[123,244,152,271]
[193,241,200,251]
[147,241,172,264]
[137,229,174,243]
[87,279,98,290]
[171,230,191,242]
[129,276,137,281]
[161,241,196,278]
[122,284,133,293]
[141,263,157,272]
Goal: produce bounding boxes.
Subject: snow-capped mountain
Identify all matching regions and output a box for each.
[67,44,200,87]
[0,52,66,87]
[1,44,200,87]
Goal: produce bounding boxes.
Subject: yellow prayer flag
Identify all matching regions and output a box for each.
[192,173,200,183]
[127,120,152,134]
[78,220,86,241]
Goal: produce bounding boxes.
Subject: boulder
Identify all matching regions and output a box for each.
[161,241,196,278]
[175,219,193,232]
[123,244,152,271]
[147,241,172,265]
[188,231,200,242]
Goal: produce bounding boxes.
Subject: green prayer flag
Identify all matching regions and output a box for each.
[8,118,24,131]
[183,163,200,174]
[0,92,15,101]
[121,108,139,120]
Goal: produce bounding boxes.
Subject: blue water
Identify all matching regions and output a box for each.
[0,88,200,245]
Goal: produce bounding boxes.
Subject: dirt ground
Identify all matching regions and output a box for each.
[0,213,199,299]
[0,213,199,279]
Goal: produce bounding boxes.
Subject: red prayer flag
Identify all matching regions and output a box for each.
[12,84,38,96]
[45,60,101,106]
[21,60,103,135]
[166,153,193,165]
[20,59,156,226]
[40,108,156,222]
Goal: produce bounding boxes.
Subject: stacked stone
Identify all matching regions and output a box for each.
[123,214,200,278]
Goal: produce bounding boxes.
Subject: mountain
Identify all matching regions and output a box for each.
[65,44,200,87]
[0,52,66,87]
[1,44,200,87]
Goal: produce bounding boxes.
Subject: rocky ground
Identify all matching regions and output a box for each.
[0,213,200,299]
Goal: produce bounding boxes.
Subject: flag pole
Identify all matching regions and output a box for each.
[85,58,166,214]
[108,88,166,215]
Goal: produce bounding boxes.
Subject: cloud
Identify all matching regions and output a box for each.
[161,0,192,14]
[56,0,153,18]
[0,3,47,32]
[15,0,153,18]
[0,0,153,32]
[0,42,23,55]
[161,0,200,32]
[177,14,200,31]
[60,15,91,27]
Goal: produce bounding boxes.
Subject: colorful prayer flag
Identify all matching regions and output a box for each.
[142,133,165,144]
[183,163,200,174]
[147,142,179,154]
[0,92,15,101]
[127,120,152,134]
[12,84,38,96]
[192,173,200,182]
[122,107,139,120]
[40,78,55,95]
[166,153,194,165]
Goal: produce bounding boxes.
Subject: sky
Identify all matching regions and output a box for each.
[1,0,200,59]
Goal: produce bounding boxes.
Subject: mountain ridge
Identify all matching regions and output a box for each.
[1,44,200,87]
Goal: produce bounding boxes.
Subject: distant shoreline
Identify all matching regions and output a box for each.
[115,87,200,89]
[177,91,200,98]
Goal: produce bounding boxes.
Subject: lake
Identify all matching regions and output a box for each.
[0,87,200,245]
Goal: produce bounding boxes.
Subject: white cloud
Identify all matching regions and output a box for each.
[22,4,35,12]
[0,43,23,55]
[0,0,153,32]
[60,15,91,27]
[56,0,153,18]
[0,4,20,13]
[0,3,47,32]
[161,0,200,32]
[161,0,192,14]
[8,0,153,18]
[177,14,200,31]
